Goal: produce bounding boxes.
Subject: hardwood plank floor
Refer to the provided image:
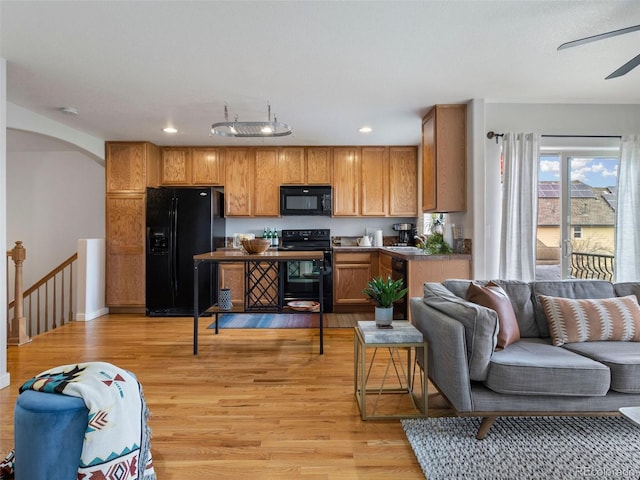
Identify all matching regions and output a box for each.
[1,314,450,479]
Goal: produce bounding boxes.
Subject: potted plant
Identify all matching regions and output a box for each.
[363,276,408,327]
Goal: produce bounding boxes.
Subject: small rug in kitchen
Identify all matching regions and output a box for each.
[401,415,640,480]
[208,313,318,329]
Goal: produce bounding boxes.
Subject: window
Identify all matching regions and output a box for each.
[536,137,620,281]
[573,226,582,239]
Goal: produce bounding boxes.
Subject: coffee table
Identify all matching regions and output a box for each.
[354,320,427,420]
[619,406,640,427]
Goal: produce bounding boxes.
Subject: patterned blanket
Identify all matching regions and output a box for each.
[20,362,156,480]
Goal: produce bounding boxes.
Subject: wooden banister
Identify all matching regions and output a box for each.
[6,243,77,343]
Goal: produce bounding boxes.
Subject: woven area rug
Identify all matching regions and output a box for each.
[401,416,640,480]
[207,313,318,329]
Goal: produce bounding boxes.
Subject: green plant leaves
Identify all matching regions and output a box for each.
[363,276,408,308]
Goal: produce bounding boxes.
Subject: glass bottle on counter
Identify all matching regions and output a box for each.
[273,229,279,247]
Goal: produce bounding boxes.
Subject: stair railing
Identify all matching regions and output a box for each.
[6,242,77,343]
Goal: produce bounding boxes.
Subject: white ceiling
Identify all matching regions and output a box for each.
[2,1,640,151]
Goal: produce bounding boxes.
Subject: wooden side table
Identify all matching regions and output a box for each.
[354,321,428,420]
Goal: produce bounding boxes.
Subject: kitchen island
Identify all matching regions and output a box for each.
[193,249,326,355]
[332,246,472,320]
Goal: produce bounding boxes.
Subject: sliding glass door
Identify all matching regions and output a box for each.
[536,137,620,280]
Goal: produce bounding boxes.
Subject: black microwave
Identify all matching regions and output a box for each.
[280,186,332,216]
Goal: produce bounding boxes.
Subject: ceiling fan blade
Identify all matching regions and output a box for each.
[605,52,640,79]
[558,24,640,50]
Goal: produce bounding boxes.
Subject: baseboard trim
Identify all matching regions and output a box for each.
[75,307,109,322]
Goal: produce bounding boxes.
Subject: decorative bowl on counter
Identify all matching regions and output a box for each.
[240,238,271,254]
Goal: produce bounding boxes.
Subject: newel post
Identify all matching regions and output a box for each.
[8,241,31,345]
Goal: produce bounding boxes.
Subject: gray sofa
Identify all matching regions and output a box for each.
[410,279,640,438]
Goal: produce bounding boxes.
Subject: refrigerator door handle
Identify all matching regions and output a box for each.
[172,196,179,297]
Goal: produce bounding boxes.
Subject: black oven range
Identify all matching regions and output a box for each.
[279,229,333,312]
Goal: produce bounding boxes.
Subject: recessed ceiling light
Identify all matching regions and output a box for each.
[162,127,178,134]
[359,126,372,133]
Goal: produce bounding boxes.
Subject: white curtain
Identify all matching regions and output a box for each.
[615,135,640,282]
[499,133,540,281]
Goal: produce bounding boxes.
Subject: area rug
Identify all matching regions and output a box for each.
[401,416,640,480]
[207,313,318,329]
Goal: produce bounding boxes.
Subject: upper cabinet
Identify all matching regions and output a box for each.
[225,148,254,216]
[361,147,389,216]
[422,104,467,212]
[254,148,280,216]
[106,142,159,193]
[333,147,361,216]
[389,146,418,216]
[224,147,280,217]
[160,147,224,186]
[192,148,224,185]
[161,147,191,185]
[334,146,417,217]
[278,147,306,184]
[306,147,332,184]
[279,147,332,185]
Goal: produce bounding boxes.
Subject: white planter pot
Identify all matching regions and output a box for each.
[375,307,393,327]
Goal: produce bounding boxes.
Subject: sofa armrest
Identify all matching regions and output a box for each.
[410,297,474,412]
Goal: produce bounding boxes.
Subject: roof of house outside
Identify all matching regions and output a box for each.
[537,181,616,227]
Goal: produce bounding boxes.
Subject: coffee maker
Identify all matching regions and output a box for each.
[393,223,415,246]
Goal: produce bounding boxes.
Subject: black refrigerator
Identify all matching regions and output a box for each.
[146,187,225,316]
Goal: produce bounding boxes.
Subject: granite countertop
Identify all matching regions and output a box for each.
[332,245,471,260]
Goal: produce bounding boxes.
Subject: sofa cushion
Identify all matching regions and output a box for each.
[423,282,498,381]
[484,339,610,396]
[467,282,520,349]
[532,280,617,338]
[563,341,640,393]
[539,294,640,346]
[444,279,539,337]
[490,280,538,337]
[614,282,640,302]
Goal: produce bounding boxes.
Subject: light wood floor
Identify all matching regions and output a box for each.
[1,313,452,479]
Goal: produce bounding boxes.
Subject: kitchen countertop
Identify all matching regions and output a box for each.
[332,245,471,261]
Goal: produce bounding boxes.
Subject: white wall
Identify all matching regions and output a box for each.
[1,58,10,389]
[6,149,105,289]
[226,216,417,241]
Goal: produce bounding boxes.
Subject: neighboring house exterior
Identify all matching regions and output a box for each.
[537,181,616,263]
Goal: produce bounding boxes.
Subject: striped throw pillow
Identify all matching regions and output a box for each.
[539,294,640,346]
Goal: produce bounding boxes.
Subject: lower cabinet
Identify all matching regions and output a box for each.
[333,252,376,311]
[217,261,279,308]
[218,263,245,307]
[106,193,146,308]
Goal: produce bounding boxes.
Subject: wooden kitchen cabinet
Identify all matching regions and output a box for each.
[161,147,191,185]
[225,148,254,216]
[389,146,418,216]
[218,261,279,308]
[378,252,393,281]
[306,147,332,184]
[422,104,467,212]
[225,148,279,217]
[192,148,224,185]
[278,147,306,184]
[279,147,332,185]
[105,142,159,310]
[105,193,146,307]
[106,141,159,193]
[361,147,389,216]
[218,263,245,306]
[332,147,361,216]
[333,252,375,309]
[254,148,280,216]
